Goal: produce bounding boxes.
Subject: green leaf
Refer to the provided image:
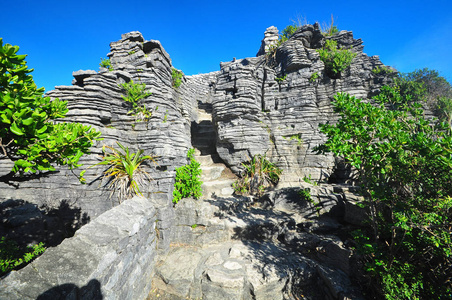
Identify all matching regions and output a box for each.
[36,125,47,134]
[10,122,24,135]
[22,117,34,126]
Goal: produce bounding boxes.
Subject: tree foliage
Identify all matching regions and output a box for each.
[0,38,102,176]
[171,68,183,89]
[316,87,452,299]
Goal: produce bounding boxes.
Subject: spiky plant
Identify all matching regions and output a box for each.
[95,142,156,201]
[233,154,282,197]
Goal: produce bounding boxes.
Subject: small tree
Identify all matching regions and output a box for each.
[315,88,452,299]
[0,38,102,176]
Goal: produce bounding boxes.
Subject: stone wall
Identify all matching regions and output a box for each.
[0,196,170,300]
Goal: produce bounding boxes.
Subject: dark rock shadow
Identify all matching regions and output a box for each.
[0,170,59,188]
[207,193,363,299]
[37,279,103,300]
[0,199,90,248]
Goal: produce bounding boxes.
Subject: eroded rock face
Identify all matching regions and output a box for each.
[212,24,392,185]
[0,27,394,300]
[256,26,280,56]
[0,31,192,221]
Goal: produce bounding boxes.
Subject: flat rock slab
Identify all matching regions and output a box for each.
[149,241,316,300]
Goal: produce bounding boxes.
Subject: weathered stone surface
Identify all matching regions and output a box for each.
[0,31,192,221]
[212,24,392,187]
[256,26,280,56]
[153,190,365,299]
[0,196,158,300]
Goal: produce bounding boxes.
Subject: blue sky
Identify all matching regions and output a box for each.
[3,0,452,92]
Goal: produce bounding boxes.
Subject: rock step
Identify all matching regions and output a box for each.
[195,153,226,166]
[198,111,212,121]
[201,179,236,199]
[201,165,225,181]
[195,154,214,166]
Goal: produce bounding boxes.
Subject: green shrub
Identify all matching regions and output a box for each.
[371,65,393,76]
[309,72,319,82]
[396,69,452,118]
[100,57,113,71]
[302,174,317,186]
[171,68,183,88]
[84,142,156,201]
[233,154,282,197]
[283,134,302,145]
[298,187,321,215]
[315,88,452,299]
[400,68,452,101]
[317,39,356,78]
[173,149,203,204]
[0,38,102,176]
[275,74,287,83]
[119,80,153,122]
[281,24,299,41]
[0,237,45,276]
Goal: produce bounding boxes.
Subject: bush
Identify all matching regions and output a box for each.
[371,66,393,76]
[0,38,102,176]
[317,39,356,79]
[119,80,153,122]
[315,88,452,299]
[396,69,452,122]
[233,154,282,197]
[400,68,452,102]
[281,24,299,41]
[85,142,156,201]
[438,96,452,127]
[275,74,287,83]
[309,72,319,83]
[0,237,45,276]
[173,149,203,204]
[171,68,183,89]
[99,57,113,71]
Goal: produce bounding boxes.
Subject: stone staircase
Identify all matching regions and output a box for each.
[191,103,237,199]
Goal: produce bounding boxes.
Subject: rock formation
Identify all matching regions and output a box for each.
[0,25,396,299]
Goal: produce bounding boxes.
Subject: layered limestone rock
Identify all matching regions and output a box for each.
[0,32,193,222]
[212,24,393,185]
[256,26,279,56]
[0,26,395,300]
